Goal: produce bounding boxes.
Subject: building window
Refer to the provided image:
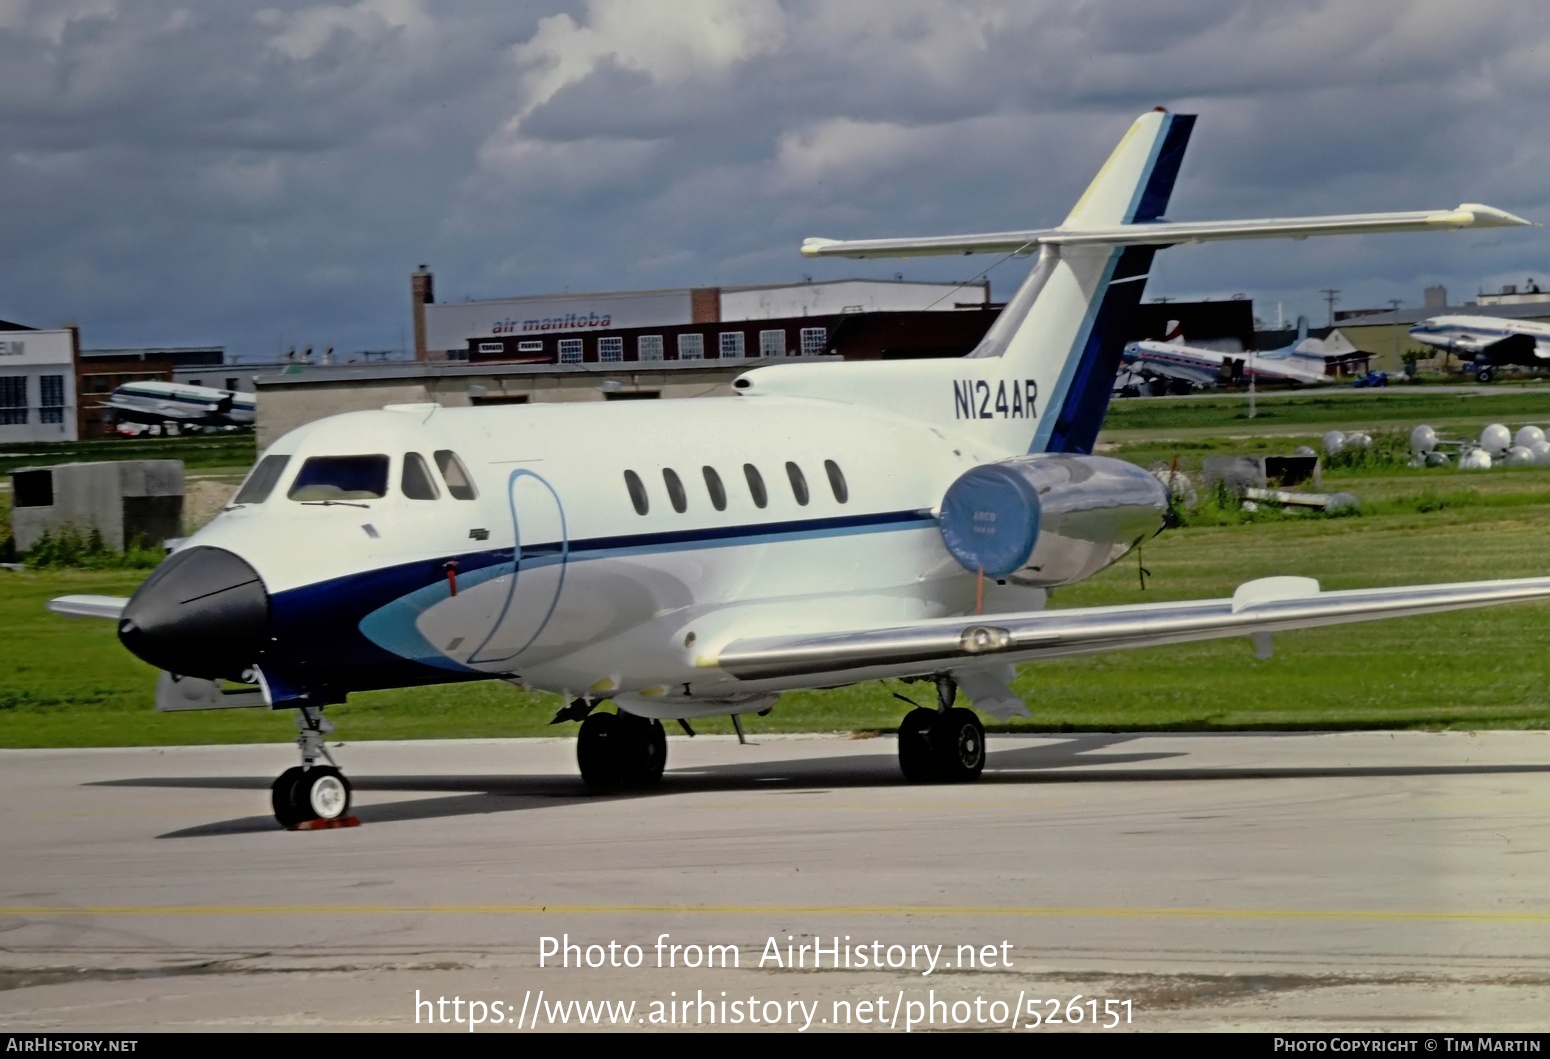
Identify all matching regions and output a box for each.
[702,466,727,511]
[226,378,239,390]
[662,468,687,513]
[517,340,544,353]
[83,375,112,394]
[719,332,745,359]
[824,459,848,503]
[624,470,649,515]
[677,334,704,361]
[478,342,504,354]
[800,327,827,356]
[39,375,64,425]
[785,461,810,505]
[558,338,583,364]
[639,335,664,361]
[760,329,784,358]
[599,336,623,362]
[188,379,202,388]
[0,376,27,425]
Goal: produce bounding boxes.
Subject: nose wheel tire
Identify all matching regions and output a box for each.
[271,765,353,827]
[897,707,986,784]
[578,711,667,787]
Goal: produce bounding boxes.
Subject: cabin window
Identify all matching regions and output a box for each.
[703,466,727,511]
[599,336,623,362]
[639,335,664,361]
[663,468,688,513]
[434,450,478,500]
[677,334,704,361]
[786,461,809,505]
[288,454,389,501]
[402,452,441,500]
[233,454,290,505]
[759,329,784,357]
[743,463,767,509]
[800,327,827,356]
[624,470,649,515]
[719,332,745,359]
[825,459,848,503]
[558,339,583,364]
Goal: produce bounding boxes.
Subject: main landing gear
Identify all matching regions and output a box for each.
[897,675,986,784]
[271,706,354,828]
[576,707,667,788]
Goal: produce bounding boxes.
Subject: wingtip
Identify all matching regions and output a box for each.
[800,237,837,257]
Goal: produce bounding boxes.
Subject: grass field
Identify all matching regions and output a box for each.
[4,392,1550,747]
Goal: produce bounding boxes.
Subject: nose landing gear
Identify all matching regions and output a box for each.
[271,706,356,828]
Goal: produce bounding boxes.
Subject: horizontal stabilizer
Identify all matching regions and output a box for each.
[801,203,1532,259]
[47,595,129,620]
[705,574,1550,682]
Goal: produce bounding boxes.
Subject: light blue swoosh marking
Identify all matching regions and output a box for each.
[358,563,510,673]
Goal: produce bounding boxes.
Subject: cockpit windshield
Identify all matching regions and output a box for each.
[288,455,389,501]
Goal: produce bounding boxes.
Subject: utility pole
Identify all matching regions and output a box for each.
[1320,288,1341,328]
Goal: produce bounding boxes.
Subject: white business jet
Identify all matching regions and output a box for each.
[50,109,1547,828]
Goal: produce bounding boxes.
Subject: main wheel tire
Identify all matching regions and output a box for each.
[897,708,939,783]
[611,712,667,785]
[271,766,308,827]
[1477,366,1494,383]
[931,707,986,783]
[577,711,622,787]
[298,765,352,821]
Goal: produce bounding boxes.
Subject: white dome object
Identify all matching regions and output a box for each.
[1410,425,1438,455]
[1150,466,1198,509]
[1460,447,1493,470]
[1345,432,1373,448]
[1293,445,1317,458]
[1505,445,1536,467]
[1481,423,1512,456]
[1516,426,1546,449]
[1322,430,1346,456]
[1533,440,1550,467]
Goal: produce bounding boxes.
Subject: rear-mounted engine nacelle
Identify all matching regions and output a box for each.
[936,454,1168,587]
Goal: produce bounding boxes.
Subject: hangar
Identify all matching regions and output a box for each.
[0,318,78,443]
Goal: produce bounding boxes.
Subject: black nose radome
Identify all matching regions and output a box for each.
[119,547,269,681]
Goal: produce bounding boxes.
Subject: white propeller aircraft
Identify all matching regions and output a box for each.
[49,109,1549,829]
[1407,315,1550,382]
[1121,317,1340,393]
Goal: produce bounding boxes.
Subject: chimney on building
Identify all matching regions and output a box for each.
[411,265,435,360]
[1423,284,1447,310]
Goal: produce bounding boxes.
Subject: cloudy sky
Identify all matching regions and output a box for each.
[1,0,1546,360]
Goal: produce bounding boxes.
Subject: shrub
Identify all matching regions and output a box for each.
[24,525,162,570]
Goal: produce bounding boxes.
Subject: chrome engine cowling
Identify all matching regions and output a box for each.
[936,454,1168,587]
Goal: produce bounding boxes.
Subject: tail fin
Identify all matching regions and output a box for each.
[971,109,1194,453]
[1162,319,1184,343]
[1296,315,1309,342]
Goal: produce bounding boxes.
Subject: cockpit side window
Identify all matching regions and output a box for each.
[232,454,290,505]
[434,450,478,500]
[287,455,389,501]
[402,452,441,500]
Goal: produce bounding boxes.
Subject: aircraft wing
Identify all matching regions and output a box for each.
[105,395,209,421]
[47,595,129,620]
[701,574,1550,681]
[801,203,1531,258]
[1126,351,1221,388]
[1476,333,1540,363]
